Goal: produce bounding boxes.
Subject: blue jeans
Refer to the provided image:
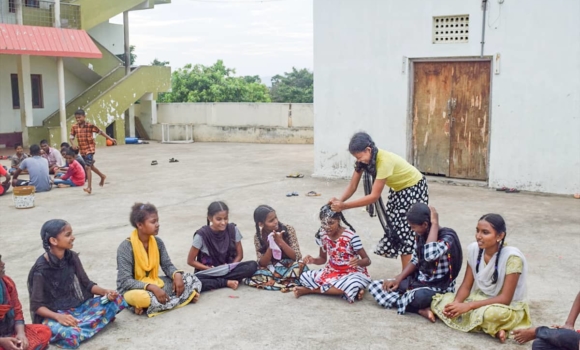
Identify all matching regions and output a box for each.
[54,179,76,187]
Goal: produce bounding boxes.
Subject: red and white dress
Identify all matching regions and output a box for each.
[300,229,371,303]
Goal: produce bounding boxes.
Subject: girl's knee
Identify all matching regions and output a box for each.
[483,306,512,323]
[124,290,151,308]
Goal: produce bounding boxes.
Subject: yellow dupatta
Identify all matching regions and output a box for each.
[130,229,164,288]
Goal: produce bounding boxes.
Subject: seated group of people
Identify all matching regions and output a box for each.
[0,142,87,197]
[1,202,578,350]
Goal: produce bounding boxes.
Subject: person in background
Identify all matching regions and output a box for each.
[0,165,10,197]
[9,143,28,175]
[11,145,52,193]
[39,140,64,175]
[53,149,86,188]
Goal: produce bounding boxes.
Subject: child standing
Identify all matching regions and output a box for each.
[294,205,372,303]
[69,109,116,194]
[53,149,86,188]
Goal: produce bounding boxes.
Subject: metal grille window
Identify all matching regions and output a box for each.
[433,15,469,44]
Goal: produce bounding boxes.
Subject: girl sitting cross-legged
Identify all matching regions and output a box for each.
[294,205,371,303]
[431,214,531,343]
[28,220,127,349]
[187,201,258,292]
[243,205,308,292]
[116,203,202,317]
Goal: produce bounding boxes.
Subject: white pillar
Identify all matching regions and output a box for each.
[127,105,135,137]
[15,0,32,146]
[54,0,67,145]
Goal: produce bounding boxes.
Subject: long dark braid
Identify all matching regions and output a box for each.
[40,219,69,253]
[475,213,507,284]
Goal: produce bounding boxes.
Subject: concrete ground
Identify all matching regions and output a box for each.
[0,142,579,350]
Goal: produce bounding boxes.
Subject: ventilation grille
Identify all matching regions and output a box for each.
[433,15,469,44]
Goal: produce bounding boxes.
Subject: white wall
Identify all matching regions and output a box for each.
[155,103,314,128]
[313,0,580,194]
[88,22,124,56]
[0,55,90,133]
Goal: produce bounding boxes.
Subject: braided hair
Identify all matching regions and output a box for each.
[349,132,379,176]
[475,213,507,284]
[40,219,69,253]
[206,201,229,226]
[253,205,289,254]
[316,205,356,240]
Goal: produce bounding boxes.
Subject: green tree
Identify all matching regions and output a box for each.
[160,60,271,103]
[116,45,137,66]
[151,58,170,66]
[270,68,313,103]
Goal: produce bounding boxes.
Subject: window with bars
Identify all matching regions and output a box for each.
[9,0,41,13]
[11,74,44,109]
[433,15,469,44]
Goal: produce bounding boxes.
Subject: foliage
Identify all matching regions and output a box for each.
[160,60,271,103]
[270,68,313,103]
[151,58,170,67]
[116,45,137,66]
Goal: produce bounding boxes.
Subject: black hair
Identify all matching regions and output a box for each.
[253,205,289,254]
[475,213,507,284]
[14,143,22,150]
[207,201,229,226]
[64,149,76,157]
[348,132,379,175]
[74,109,85,116]
[29,144,41,156]
[40,219,69,253]
[39,139,48,146]
[317,204,356,238]
[406,203,431,226]
[60,142,70,149]
[130,202,158,228]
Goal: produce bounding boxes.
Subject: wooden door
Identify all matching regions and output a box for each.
[412,61,491,180]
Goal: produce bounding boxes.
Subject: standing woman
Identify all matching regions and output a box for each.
[330,132,428,268]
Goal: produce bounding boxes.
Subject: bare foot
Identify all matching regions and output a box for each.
[496,330,507,343]
[418,308,436,323]
[293,286,310,299]
[512,328,536,344]
[83,187,92,194]
[357,289,365,301]
[226,280,239,290]
[134,307,144,315]
[190,292,200,304]
[99,175,106,187]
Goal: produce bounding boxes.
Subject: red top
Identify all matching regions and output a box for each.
[0,166,7,195]
[0,276,24,324]
[62,160,86,186]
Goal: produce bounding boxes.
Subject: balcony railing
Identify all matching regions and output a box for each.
[0,0,81,29]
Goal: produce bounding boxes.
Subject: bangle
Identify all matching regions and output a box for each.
[386,278,396,282]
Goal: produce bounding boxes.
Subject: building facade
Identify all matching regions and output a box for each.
[0,0,171,148]
[313,0,580,195]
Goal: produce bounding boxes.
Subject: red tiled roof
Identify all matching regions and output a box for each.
[0,24,101,58]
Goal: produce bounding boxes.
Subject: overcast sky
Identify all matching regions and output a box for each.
[111,0,313,81]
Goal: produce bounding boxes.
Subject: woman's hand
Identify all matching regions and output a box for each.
[56,314,79,327]
[272,231,285,246]
[150,285,170,304]
[348,257,361,267]
[443,301,472,318]
[0,337,22,350]
[382,278,399,292]
[173,272,185,297]
[104,289,118,301]
[15,332,28,350]
[330,200,345,212]
[303,255,314,264]
[429,206,439,225]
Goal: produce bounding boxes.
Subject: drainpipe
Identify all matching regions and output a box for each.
[123,11,130,75]
[55,0,67,145]
[480,0,488,57]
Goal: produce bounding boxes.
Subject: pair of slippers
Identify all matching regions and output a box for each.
[151,158,179,166]
[286,191,322,197]
[496,187,520,193]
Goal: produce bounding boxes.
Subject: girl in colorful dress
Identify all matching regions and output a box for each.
[243,205,307,292]
[431,214,531,343]
[187,201,258,292]
[1,255,51,350]
[117,203,202,317]
[329,132,429,270]
[294,205,371,303]
[27,220,127,349]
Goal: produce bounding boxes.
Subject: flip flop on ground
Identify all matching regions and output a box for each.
[169,158,179,163]
[306,191,321,197]
[151,160,158,166]
[286,173,304,178]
